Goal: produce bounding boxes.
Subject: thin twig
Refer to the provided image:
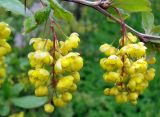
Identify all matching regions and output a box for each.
[63,0,160,41]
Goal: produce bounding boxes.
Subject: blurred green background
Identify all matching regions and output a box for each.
[0,0,160,117]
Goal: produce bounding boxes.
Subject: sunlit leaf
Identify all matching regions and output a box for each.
[24,16,38,33]
[49,0,73,21]
[113,0,151,12]
[142,12,154,34]
[34,5,51,24]
[0,0,31,16]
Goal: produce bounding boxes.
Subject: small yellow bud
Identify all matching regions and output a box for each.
[116,94,128,103]
[62,92,72,102]
[35,86,48,96]
[128,92,138,101]
[53,96,66,107]
[71,72,80,83]
[44,104,54,113]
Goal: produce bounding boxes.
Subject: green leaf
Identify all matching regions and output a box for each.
[34,5,51,24]
[24,16,38,33]
[10,83,24,97]
[151,25,160,36]
[107,7,130,21]
[11,96,48,109]
[142,12,154,34]
[0,105,10,116]
[49,0,73,21]
[0,96,5,106]
[0,0,31,16]
[2,78,11,99]
[113,0,151,13]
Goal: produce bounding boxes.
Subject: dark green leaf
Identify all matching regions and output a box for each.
[49,0,73,21]
[142,12,154,34]
[113,0,151,12]
[24,16,38,33]
[34,5,51,24]
[11,96,48,109]
[2,78,11,99]
[0,0,31,16]
[0,105,10,116]
[10,83,24,97]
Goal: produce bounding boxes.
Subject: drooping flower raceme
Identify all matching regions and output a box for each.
[0,22,11,86]
[28,33,83,113]
[100,33,155,105]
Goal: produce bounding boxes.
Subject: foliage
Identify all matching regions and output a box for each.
[0,0,160,117]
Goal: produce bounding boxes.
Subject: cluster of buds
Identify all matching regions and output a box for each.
[100,33,156,105]
[28,33,83,113]
[0,22,11,86]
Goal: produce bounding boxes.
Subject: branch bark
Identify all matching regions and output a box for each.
[63,0,160,41]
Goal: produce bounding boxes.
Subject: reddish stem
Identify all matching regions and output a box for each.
[50,26,58,87]
[112,7,126,47]
[111,7,127,78]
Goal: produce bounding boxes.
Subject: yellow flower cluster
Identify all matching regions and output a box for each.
[59,33,80,55]
[0,22,11,86]
[28,33,83,113]
[52,33,83,109]
[100,33,156,105]
[28,38,53,97]
[0,22,11,39]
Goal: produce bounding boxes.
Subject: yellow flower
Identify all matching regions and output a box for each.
[104,87,119,96]
[0,40,11,56]
[60,33,80,55]
[145,68,155,81]
[69,83,77,92]
[28,50,53,68]
[56,75,74,92]
[0,67,6,78]
[28,69,49,87]
[62,92,72,102]
[35,86,48,96]
[29,38,53,51]
[71,72,80,83]
[100,55,123,71]
[119,32,137,45]
[99,44,117,56]
[44,104,54,113]
[55,52,83,74]
[53,96,66,107]
[116,94,128,103]
[103,72,120,83]
[68,32,80,48]
[128,92,138,101]
[0,22,11,39]
[147,57,156,64]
